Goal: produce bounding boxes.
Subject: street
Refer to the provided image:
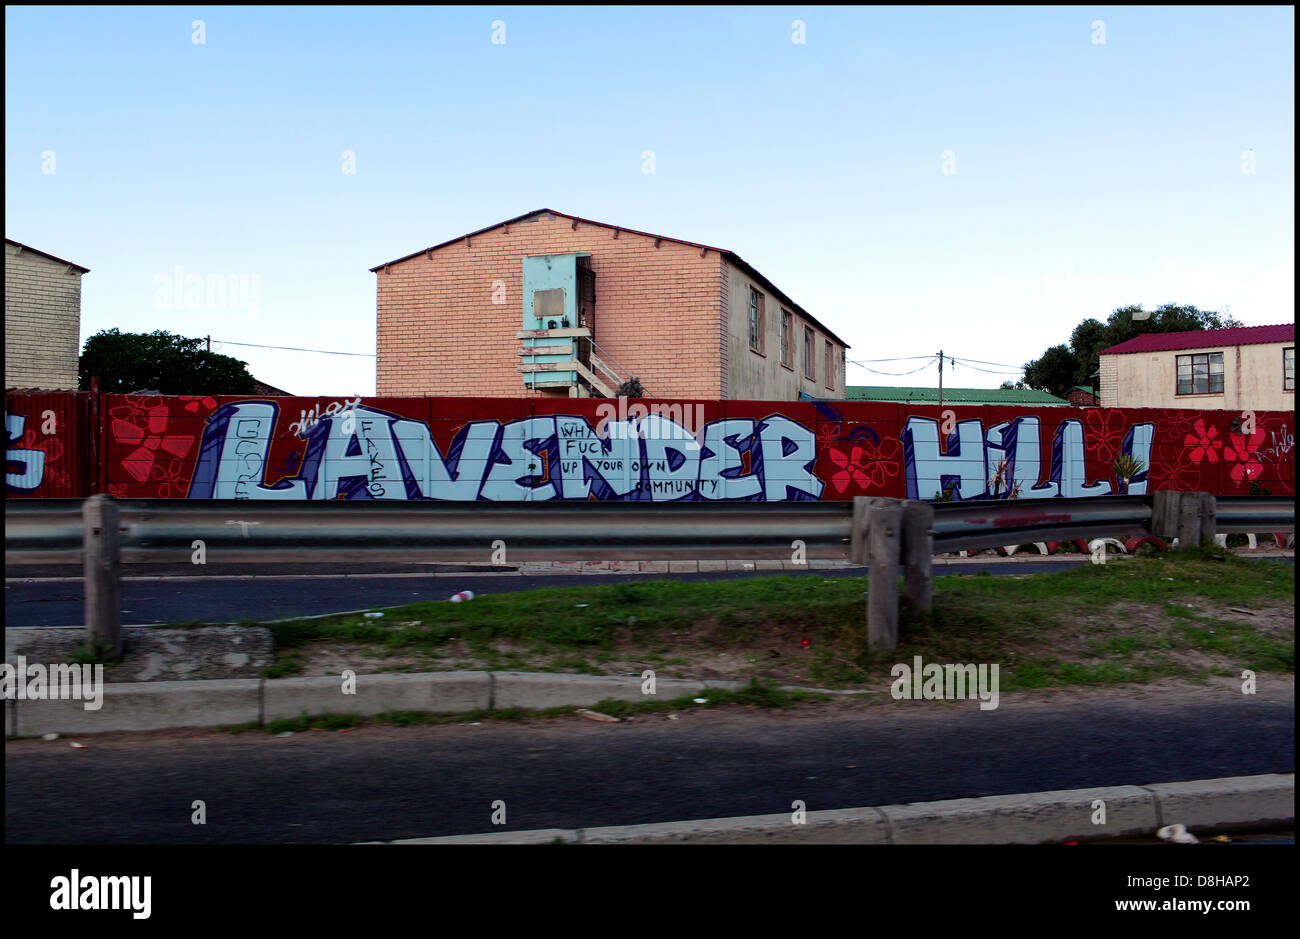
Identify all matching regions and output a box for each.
[6,682,1292,844]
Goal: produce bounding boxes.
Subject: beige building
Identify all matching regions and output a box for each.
[5,239,89,390]
[1098,324,1294,411]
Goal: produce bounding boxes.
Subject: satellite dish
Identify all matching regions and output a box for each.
[1131,310,1151,321]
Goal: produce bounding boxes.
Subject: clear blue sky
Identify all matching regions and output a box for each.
[6,5,1293,396]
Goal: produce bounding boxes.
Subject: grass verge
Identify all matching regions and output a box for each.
[219,549,1289,693]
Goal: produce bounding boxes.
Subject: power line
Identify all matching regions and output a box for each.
[945,355,1026,369]
[849,357,938,376]
[212,339,376,357]
[947,359,1024,376]
[846,355,939,363]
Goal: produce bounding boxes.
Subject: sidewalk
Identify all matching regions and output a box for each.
[376,774,1295,845]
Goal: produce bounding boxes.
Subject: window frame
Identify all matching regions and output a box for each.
[748,288,765,354]
[824,340,834,389]
[779,310,793,368]
[1175,351,1224,396]
[1285,347,1295,392]
[803,327,815,380]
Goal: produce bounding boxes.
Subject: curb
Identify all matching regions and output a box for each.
[5,669,809,737]
[378,774,1295,845]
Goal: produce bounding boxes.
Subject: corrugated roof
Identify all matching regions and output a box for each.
[846,386,1070,405]
[5,238,90,273]
[369,208,850,349]
[1099,324,1294,355]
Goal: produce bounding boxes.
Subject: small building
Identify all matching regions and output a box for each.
[1098,324,1294,410]
[251,377,292,396]
[4,239,89,390]
[845,385,1070,407]
[1066,385,1098,407]
[370,209,850,400]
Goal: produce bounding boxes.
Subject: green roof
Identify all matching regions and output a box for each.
[1072,385,1094,393]
[845,386,1070,406]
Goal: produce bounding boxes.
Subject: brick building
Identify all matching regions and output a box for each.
[1066,385,1098,407]
[371,209,849,400]
[5,239,89,390]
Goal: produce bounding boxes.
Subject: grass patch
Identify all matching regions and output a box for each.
[195,551,1290,695]
[261,651,305,680]
[70,637,119,666]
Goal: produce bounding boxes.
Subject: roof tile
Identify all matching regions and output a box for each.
[1099,324,1294,355]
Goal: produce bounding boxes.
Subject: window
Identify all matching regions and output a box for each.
[1285,347,1295,391]
[825,341,834,388]
[803,327,815,380]
[748,288,764,353]
[1176,352,1224,395]
[779,310,793,367]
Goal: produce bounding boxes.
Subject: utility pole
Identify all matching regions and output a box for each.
[205,335,211,351]
[937,350,944,411]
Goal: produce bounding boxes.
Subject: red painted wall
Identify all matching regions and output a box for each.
[5,391,1294,502]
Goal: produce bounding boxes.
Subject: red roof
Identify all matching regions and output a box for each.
[1099,324,1294,355]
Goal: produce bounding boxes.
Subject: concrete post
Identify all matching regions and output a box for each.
[901,500,933,615]
[866,499,902,651]
[82,494,122,657]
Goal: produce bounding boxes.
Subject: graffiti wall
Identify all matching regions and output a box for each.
[5,392,1294,502]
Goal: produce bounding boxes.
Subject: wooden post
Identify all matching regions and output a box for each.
[867,499,902,650]
[1150,490,1182,538]
[901,500,933,615]
[1198,492,1217,546]
[82,494,122,657]
[849,496,872,565]
[1175,490,1214,548]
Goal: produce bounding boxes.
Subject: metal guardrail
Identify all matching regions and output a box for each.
[929,496,1157,554]
[1212,496,1297,534]
[4,498,854,564]
[7,493,1291,653]
[5,495,1294,566]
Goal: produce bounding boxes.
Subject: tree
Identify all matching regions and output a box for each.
[1021,344,1077,398]
[615,377,645,398]
[78,329,258,395]
[1021,303,1241,394]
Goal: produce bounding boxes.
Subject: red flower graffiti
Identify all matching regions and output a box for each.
[149,459,192,498]
[1148,460,1201,492]
[180,396,219,413]
[20,429,65,465]
[828,439,901,493]
[1157,409,1200,440]
[829,446,869,492]
[817,423,843,450]
[1084,409,1125,462]
[1183,418,1222,464]
[1223,428,1266,486]
[112,403,194,483]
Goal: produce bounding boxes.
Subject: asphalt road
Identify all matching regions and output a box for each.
[5,688,1292,844]
[3,560,1103,627]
